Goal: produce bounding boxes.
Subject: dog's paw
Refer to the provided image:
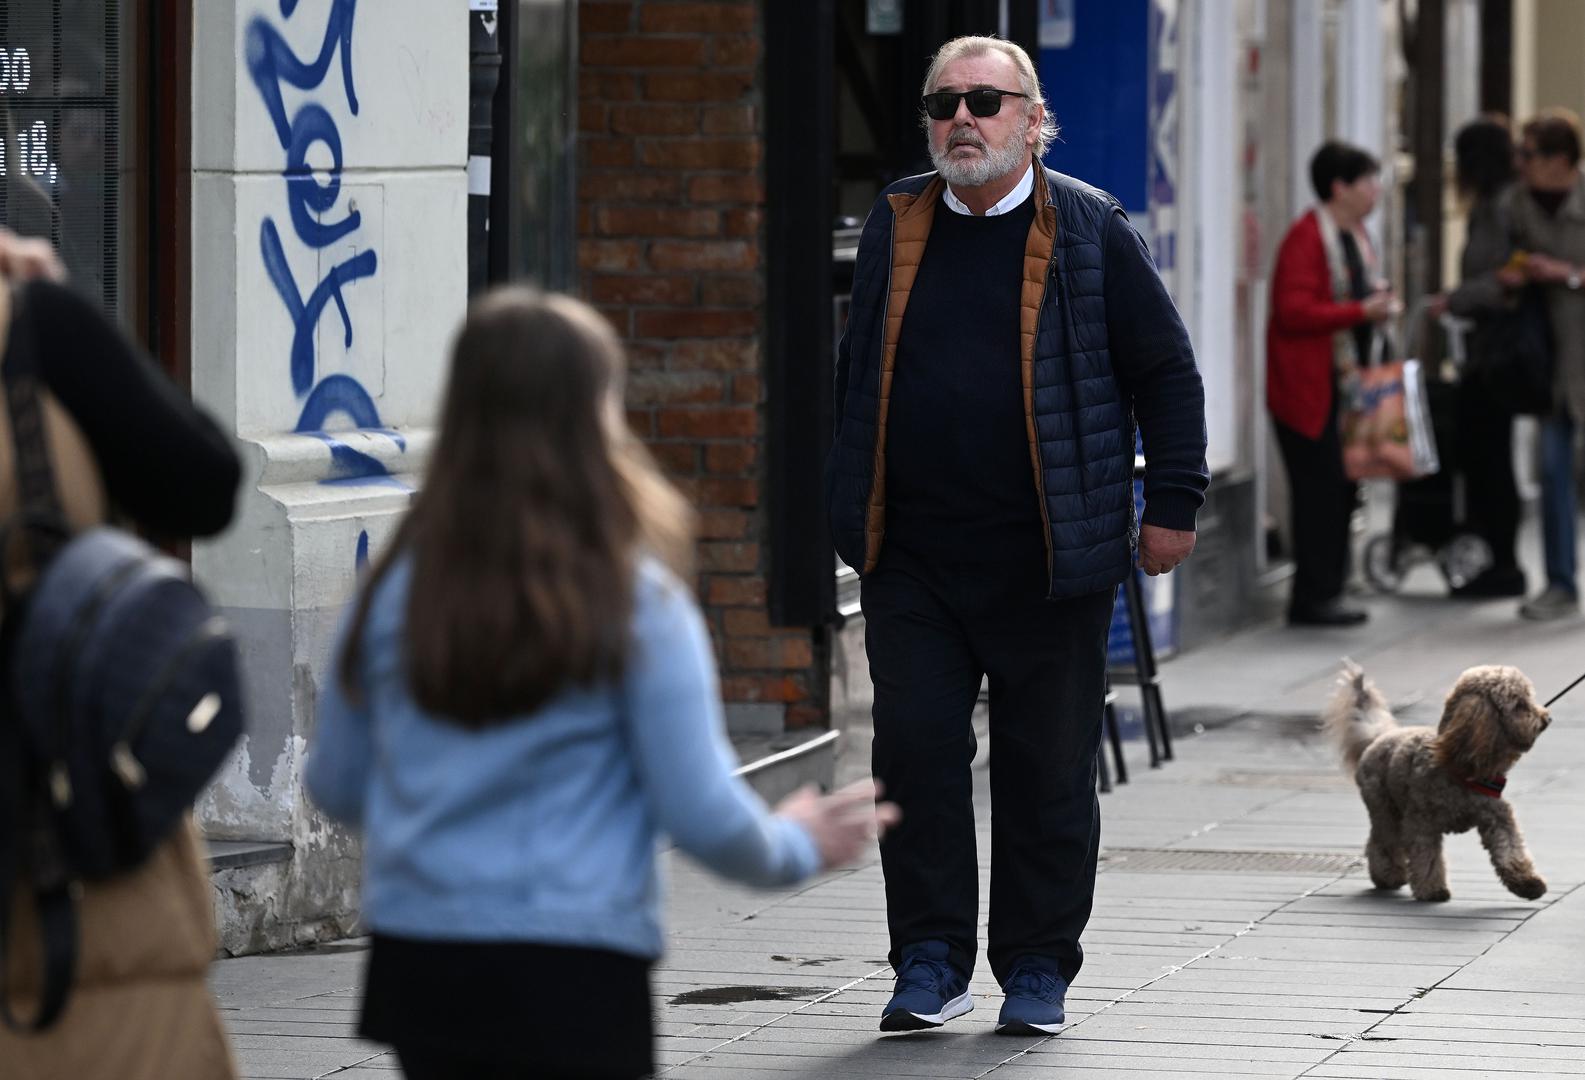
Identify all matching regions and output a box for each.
[1413,887,1452,902]
[1508,874,1547,900]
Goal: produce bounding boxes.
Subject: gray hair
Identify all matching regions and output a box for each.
[920,36,1059,158]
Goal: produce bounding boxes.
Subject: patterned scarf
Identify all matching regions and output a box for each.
[1313,205,1380,377]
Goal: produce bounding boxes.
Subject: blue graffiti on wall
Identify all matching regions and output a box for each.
[296,373,407,479]
[246,0,404,484]
[259,221,376,400]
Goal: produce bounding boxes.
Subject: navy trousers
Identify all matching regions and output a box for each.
[862,546,1114,986]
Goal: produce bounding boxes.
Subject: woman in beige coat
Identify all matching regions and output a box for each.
[0,228,241,1080]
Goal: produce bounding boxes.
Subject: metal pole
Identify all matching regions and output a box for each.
[1480,0,1513,116]
[1122,572,1169,766]
[467,2,501,296]
[1412,0,1446,302]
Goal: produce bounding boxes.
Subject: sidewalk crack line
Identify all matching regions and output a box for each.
[975,866,1361,1078]
[1294,879,1583,1078]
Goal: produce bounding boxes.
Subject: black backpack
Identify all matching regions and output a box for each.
[0,305,244,1032]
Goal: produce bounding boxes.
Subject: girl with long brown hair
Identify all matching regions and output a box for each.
[306,287,894,1080]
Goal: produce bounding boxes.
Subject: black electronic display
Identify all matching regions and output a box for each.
[0,1,121,311]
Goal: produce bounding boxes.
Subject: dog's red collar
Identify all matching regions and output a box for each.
[1462,775,1508,798]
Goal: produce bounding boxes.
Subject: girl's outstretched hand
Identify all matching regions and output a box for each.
[776,778,901,870]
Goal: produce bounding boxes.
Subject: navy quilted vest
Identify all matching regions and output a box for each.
[825,168,1135,600]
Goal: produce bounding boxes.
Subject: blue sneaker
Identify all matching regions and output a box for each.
[879,941,974,1031]
[996,956,1067,1034]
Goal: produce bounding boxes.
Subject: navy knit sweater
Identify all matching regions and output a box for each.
[886,193,1043,571]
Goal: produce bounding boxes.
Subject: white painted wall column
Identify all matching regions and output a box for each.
[189,0,467,950]
[1512,0,1537,124]
[1289,1,1325,220]
[1338,0,1386,155]
[1444,0,1481,135]
[1182,0,1239,475]
[1338,0,1389,254]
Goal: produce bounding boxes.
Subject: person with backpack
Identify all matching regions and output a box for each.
[305,287,898,1080]
[0,226,243,1079]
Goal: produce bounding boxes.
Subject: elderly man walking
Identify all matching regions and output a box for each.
[826,36,1208,1035]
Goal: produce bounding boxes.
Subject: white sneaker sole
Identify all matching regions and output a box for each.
[996,1017,1064,1035]
[879,990,975,1031]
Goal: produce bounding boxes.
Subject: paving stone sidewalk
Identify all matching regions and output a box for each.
[209,563,1585,1079]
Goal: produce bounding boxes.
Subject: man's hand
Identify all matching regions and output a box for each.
[1525,253,1575,285]
[1138,524,1195,576]
[0,227,67,283]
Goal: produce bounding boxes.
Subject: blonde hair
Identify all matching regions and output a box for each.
[920,36,1059,158]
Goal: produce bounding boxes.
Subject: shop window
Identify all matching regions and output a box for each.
[1,0,144,324]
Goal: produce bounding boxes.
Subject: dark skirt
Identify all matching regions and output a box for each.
[360,934,654,1079]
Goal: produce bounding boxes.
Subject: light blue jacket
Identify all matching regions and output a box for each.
[304,555,820,959]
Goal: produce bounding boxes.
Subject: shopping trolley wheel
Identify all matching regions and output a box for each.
[1438,532,1493,590]
[1363,533,1404,593]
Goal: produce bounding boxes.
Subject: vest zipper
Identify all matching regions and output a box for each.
[1030,245,1058,594]
[867,214,896,571]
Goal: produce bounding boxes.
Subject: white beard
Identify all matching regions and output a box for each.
[929,126,1029,189]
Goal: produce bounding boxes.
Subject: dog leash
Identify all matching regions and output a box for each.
[1545,670,1585,709]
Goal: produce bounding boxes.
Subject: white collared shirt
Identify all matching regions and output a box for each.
[942,163,1035,216]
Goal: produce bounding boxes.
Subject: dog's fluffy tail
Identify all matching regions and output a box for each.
[1322,659,1398,774]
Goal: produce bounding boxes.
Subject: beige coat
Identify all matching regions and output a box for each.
[1503,173,1585,422]
[0,284,237,1080]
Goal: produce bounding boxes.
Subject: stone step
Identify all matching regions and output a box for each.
[207,840,293,871]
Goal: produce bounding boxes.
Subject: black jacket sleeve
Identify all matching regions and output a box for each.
[832,303,854,442]
[1446,197,1514,318]
[13,281,242,538]
[1101,210,1210,532]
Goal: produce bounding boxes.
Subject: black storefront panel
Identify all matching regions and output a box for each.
[1,0,123,311]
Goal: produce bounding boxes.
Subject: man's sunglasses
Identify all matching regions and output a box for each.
[922,88,1028,121]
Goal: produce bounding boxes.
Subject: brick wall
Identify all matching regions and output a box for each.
[578,0,827,732]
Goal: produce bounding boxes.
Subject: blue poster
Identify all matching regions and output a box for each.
[1037,0,1150,214]
[1147,0,1179,284]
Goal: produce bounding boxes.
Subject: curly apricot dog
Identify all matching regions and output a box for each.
[1323,661,1550,902]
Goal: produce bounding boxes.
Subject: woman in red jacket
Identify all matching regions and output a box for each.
[1267,141,1400,626]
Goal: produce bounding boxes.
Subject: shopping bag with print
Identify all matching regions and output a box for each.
[1339,359,1440,481]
